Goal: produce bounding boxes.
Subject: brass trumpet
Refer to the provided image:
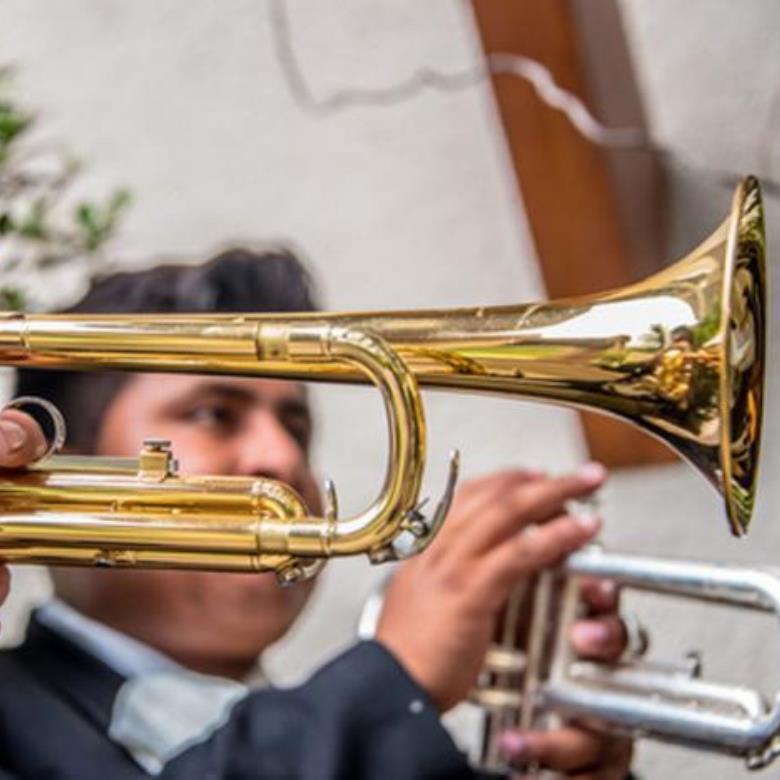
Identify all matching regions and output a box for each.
[0,177,765,576]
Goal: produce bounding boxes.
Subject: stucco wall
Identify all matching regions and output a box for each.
[1,2,779,777]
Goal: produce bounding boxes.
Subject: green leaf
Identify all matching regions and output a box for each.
[76,202,98,231]
[108,188,132,215]
[17,198,48,240]
[75,187,132,251]
[0,62,132,287]
[75,202,102,250]
[0,286,26,311]
[0,103,32,145]
[0,212,14,235]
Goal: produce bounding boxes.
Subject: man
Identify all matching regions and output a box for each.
[0,248,632,778]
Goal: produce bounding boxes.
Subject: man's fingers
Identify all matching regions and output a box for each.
[579,577,619,613]
[480,514,601,599]
[0,411,40,630]
[443,469,546,532]
[427,469,547,558]
[570,614,627,661]
[0,409,47,467]
[456,468,546,501]
[572,579,626,661]
[500,726,603,773]
[501,727,633,777]
[468,463,607,555]
[0,566,9,605]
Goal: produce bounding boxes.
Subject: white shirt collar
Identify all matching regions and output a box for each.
[36,598,254,775]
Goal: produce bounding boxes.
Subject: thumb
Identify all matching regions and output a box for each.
[0,410,47,467]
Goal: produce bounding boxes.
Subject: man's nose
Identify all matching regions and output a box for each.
[235,410,304,485]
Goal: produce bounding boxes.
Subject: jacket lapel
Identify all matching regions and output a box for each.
[17,610,125,736]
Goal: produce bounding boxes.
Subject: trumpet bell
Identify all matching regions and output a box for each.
[719,176,765,533]
[600,174,766,535]
[257,177,766,534]
[318,176,767,535]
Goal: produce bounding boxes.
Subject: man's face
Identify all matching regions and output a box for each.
[99,374,319,496]
[53,373,321,672]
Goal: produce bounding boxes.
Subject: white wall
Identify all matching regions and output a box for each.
[1,1,779,777]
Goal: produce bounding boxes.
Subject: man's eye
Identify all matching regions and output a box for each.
[283,415,312,450]
[184,405,239,432]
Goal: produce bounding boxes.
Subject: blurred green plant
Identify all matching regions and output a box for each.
[0,65,131,310]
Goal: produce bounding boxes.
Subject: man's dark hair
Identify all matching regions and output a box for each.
[14,247,318,453]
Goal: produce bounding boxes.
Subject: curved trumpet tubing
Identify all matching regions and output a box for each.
[0,325,440,583]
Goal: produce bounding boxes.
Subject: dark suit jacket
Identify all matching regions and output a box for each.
[0,613,475,779]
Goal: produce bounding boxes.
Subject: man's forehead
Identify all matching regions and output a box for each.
[191,376,306,402]
[138,373,307,404]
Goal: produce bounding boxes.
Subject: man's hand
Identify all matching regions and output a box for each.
[376,463,633,778]
[0,409,47,618]
[499,727,632,780]
[499,577,632,778]
[376,464,606,711]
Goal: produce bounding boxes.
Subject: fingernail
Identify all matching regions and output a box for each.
[599,579,617,599]
[574,513,601,533]
[499,731,528,759]
[0,420,26,453]
[572,621,610,646]
[578,461,606,484]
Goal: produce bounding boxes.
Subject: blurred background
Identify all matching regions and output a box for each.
[1,1,779,776]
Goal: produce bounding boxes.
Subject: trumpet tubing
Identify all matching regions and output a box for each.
[0,443,309,576]
[0,324,437,583]
[0,178,765,535]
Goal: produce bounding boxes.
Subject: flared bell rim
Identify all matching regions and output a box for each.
[718,176,766,536]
